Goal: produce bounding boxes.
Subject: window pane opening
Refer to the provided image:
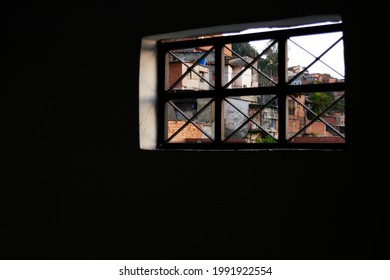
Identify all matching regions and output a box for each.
[143,15,345,150]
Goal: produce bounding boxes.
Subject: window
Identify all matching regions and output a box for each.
[139,15,346,150]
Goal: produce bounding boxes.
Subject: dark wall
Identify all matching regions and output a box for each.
[2,1,389,259]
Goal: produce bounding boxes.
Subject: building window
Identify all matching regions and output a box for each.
[139,15,345,150]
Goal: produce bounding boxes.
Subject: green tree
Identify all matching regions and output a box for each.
[232,40,278,86]
[330,94,345,112]
[307,91,333,120]
[232,40,277,72]
[232,42,259,58]
[257,41,278,76]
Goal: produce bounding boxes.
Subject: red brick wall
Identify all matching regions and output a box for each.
[168,120,204,142]
[291,136,345,143]
[168,63,183,89]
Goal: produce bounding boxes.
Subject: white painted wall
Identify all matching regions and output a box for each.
[139,38,158,150]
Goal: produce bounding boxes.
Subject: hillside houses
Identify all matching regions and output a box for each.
[165,45,345,144]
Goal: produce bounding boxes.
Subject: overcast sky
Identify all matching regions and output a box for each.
[235,23,345,80]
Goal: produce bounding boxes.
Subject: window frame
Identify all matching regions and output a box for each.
[156,22,345,151]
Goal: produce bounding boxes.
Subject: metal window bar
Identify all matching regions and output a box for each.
[157,23,345,150]
[288,36,344,85]
[288,36,345,80]
[167,47,216,92]
[223,96,278,142]
[223,41,278,89]
[287,94,346,142]
[165,98,215,143]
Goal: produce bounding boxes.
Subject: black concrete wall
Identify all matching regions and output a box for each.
[2,1,389,259]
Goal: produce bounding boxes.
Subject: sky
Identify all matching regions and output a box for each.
[230,22,345,80]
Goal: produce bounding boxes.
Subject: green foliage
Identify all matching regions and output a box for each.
[256,135,277,143]
[332,96,345,112]
[258,41,278,75]
[307,91,333,120]
[232,41,278,72]
[232,42,259,58]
